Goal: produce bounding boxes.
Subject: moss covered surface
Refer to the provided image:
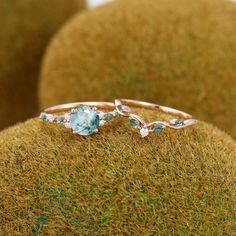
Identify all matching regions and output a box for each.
[0,0,86,130]
[40,0,236,139]
[0,108,236,235]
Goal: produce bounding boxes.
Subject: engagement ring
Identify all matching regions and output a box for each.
[40,102,118,136]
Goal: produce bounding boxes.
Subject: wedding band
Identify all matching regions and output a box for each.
[40,102,118,136]
[115,99,198,137]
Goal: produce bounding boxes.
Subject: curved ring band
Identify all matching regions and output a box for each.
[40,102,118,136]
[115,99,198,137]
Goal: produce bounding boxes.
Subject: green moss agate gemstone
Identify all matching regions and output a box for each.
[55,116,65,124]
[40,113,47,121]
[174,119,184,126]
[69,106,100,136]
[117,105,130,112]
[40,113,53,122]
[153,124,164,133]
[170,119,185,127]
[129,118,140,128]
[104,113,113,121]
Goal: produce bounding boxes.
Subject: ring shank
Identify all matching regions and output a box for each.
[43,100,193,120]
[116,99,192,119]
[43,102,116,114]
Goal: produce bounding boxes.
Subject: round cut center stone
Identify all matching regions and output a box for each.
[69,106,100,136]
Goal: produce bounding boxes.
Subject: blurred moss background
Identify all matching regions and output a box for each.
[0,0,86,130]
[0,0,236,234]
[40,0,236,139]
[0,110,236,235]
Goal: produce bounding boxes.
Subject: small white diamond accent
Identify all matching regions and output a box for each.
[98,111,106,118]
[140,128,149,138]
[47,114,54,122]
[64,113,70,121]
[99,120,106,126]
[64,122,71,128]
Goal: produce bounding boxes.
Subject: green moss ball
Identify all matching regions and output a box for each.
[0,108,236,235]
[40,0,236,139]
[0,0,86,130]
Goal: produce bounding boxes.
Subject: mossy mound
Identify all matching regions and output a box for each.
[0,108,236,235]
[40,0,236,139]
[0,0,86,130]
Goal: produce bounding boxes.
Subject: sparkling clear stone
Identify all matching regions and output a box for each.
[99,120,106,126]
[69,106,100,136]
[140,128,149,138]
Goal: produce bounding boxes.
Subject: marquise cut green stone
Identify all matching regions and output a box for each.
[174,119,184,126]
[56,116,65,124]
[40,113,47,121]
[104,113,113,121]
[129,118,140,128]
[153,124,164,133]
[69,106,100,136]
[117,105,130,112]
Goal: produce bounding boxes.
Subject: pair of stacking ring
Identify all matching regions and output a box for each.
[40,99,198,138]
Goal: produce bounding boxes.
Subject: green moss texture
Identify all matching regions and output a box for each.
[0,108,236,235]
[0,0,86,130]
[40,0,236,139]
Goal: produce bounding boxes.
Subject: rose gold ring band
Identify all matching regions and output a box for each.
[40,99,198,137]
[115,99,192,119]
[43,101,116,114]
[115,99,198,137]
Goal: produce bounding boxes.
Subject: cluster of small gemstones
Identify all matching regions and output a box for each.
[40,107,119,136]
[40,112,55,122]
[99,110,119,126]
[40,112,66,124]
[128,117,185,138]
[40,105,187,138]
